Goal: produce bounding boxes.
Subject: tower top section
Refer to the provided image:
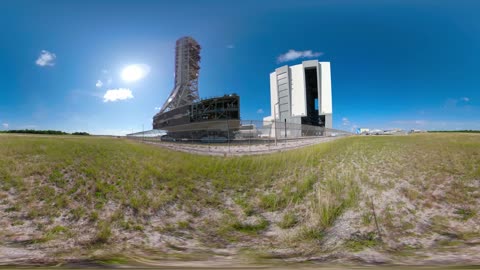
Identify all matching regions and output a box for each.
[159,36,201,113]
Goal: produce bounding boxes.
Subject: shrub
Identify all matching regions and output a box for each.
[93,221,112,244]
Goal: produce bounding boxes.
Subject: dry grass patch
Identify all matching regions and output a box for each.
[0,133,479,263]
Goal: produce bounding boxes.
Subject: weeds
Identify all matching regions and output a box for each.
[70,207,85,220]
[177,220,191,230]
[310,175,360,229]
[362,212,372,225]
[93,221,112,244]
[278,212,298,229]
[38,225,72,242]
[259,193,286,211]
[345,231,380,251]
[232,217,269,234]
[234,196,255,216]
[454,207,476,221]
[298,226,324,241]
[48,169,66,188]
[5,205,20,212]
[89,211,99,222]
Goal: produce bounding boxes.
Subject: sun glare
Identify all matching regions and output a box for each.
[121,64,150,82]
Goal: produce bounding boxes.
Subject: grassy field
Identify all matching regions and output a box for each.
[0,133,479,265]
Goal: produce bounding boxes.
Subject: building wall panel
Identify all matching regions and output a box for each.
[319,62,332,114]
[270,72,278,119]
[290,64,306,116]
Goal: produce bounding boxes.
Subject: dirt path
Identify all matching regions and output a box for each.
[140,136,343,156]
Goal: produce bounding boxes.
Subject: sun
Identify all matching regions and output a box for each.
[121,64,150,82]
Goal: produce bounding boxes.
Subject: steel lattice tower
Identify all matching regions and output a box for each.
[159,37,201,113]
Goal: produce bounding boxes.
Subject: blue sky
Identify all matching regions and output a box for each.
[0,0,479,135]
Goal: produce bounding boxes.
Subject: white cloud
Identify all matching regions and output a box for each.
[227,44,235,49]
[444,97,475,111]
[102,69,109,74]
[342,117,350,126]
[257,108,264,114]
[2,123,8,129]
[103,88,133,102]
[92,128,133,136]
[95,80,103,88]
[107,78,113,85]
[389,119,480,130]
[415,120,426,125]
[154,107,162,110]
[445,97,472,109]
[36,50,56,66]
[277,49,323,63]
[392,120,427,125]
[20,125,38,129]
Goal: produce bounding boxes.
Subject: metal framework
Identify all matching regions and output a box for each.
[159,37,201,113]
[129,119,352,141]
[190,95,240,122]
[152,94,240,134]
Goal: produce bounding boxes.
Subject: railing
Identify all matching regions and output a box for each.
[126,120,352,155]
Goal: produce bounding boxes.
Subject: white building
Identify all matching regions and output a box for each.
[263,60,333,134]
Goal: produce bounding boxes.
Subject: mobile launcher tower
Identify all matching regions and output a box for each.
[153,37,240,139]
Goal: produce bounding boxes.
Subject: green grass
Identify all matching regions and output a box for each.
[0,133,479,259]
[93,221,112,244]
[36,225,73,243]
[234,196,255,216]
[454,207,476,221]
[298,226,325,241]
[232,217,269,233]
[278,212,298,229]
[345,231,380,251]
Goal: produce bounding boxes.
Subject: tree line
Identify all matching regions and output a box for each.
[428,130,480,133]
[0,129,90,135]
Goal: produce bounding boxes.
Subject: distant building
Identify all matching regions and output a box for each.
[356,128,370,134]
[263,60,333,133]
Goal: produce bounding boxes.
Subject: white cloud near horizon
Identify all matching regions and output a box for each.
[392,120,427,125]
[2,123,8,129]
[154,107,161,110]
[103,88,133,102]
[277,49,323,63]
[256,108,264,114]
[389,119,480,130]
[443,97,475,111]
[36,50,56,66]
[342,117,350,126]
[95,80,103,88]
